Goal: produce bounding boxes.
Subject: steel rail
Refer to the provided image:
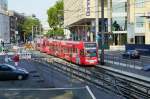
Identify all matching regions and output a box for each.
[31,51,150,99]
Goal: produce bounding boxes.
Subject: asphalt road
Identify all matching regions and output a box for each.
[0,54,123,99]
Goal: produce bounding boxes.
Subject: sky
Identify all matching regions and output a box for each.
[8,0,58,28]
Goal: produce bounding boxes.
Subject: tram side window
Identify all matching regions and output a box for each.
[70,48,72,53]
[56,46,58,52]
[49,46,51,50]
[75,48,77,53]
[53,45,54,50]
[65,48,67,53]
[64,48,66,53]
[61,47,63,53]
[52,45,53,50]
[73,48,75,53]
[57,46,59,51]
[68,48,70,53]
[71,48,73,53]
[54,45,56,50]
[55,46,57,51]
[80,49,84,56]
[63,47,65,53]
[59,46,61,53]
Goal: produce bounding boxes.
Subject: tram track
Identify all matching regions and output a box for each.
[95,66,150,98]
[31,51,150,99]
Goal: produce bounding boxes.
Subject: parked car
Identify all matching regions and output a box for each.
[122,50,140,59]
[0,64,29,80]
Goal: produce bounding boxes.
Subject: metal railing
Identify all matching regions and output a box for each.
[103,54,150,74]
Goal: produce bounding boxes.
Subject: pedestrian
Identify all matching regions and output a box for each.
[12,53,20,66]
[4,53,9,63]
[1,41,4,47]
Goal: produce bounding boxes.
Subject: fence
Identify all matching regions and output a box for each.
[103,54,150,75]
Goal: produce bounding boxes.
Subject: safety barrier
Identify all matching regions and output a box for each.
[24,43,33,50]
[19,52,32,59]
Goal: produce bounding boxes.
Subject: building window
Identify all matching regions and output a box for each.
[135,36,145,44]
[149,23,150,31]
[112,1,127,13]
[135,14,144,28]
[135,0,144,8]
[112,17,127,31]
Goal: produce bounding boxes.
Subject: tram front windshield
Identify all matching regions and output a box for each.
[85,49,97,57]
[84,43,97,57]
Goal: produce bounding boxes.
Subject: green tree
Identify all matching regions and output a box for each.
[22,17,40,40]
[47,0,64,36]
[46,28,64,37]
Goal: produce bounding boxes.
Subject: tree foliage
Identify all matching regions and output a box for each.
[22,17,40,38]
[47,0,64,36]
[47,28,64,37]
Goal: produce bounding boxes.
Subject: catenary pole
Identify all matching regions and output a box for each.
[95,0,99,44]
[100,0,105,65]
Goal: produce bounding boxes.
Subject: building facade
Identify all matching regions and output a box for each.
[112,0,127,45]
[9,11,26,43]
[0,0,7,12]
[128,0,150,44]
[64,0,108,42]
[64,0,150,46]
[0,0,10,43]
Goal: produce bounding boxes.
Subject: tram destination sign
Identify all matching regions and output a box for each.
[85,43,96,48]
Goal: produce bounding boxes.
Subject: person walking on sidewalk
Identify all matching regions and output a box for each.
[12,53,20,66]
[1,41,4,48]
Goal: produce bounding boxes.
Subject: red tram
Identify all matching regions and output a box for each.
[37,38,98,66]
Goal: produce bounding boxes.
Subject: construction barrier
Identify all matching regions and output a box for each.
[19,52,32,59]
[24,43,33,50]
